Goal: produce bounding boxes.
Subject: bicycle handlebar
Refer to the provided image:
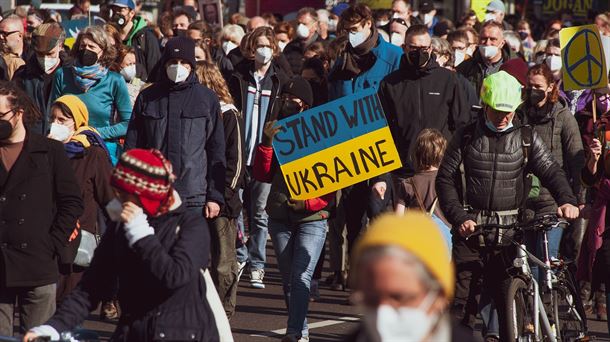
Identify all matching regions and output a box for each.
[467,214,568,238]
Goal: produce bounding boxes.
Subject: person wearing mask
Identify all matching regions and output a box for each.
[417,1,440,36]
[316,9,334,41]
[25,10,44,42]
[49,26,132,165]
[516,20,536,63]
[447,30,471,67]
[457,21,508,96]
[255,76,333,342]
[484,0,512,30]
[346,213,472,342]
[387,0,422,47]
[327,3,403,288]
[274,22,294,53]
[47,95,114,303]
[0,16,25,80]
[172,8,194,38]
[118,47,144,106]
[0,82,83,337]
[436,71,579,340]
[126,36,225,230]
[283,8,325,74]
[24,148,220,342]
[108,0,161,82]
[13,22,68,135]
[195,59,245,319]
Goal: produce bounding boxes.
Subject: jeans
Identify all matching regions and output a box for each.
[209,217,239,318]
[268,219,328,338]
[525,226,563,283]
[243,178,271,271]
[0,283,56,336]
[236,189,249,263]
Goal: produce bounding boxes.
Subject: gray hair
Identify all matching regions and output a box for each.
[221,24,246,45]
[316,9,330,24]
[72,26,117,68]
[431,37,453,68]
[503,30,522,55]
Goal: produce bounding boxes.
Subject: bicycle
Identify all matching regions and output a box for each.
[469,214,588,342]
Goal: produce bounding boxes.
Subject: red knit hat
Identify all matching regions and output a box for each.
[111,149,176,217]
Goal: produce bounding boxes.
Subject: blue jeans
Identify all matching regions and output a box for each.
[268,219,327,338]
[240,179,271,271]
[525,226,563,283]
[236,189,248,263]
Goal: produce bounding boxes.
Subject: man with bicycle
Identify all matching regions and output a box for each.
[436,71,580,341]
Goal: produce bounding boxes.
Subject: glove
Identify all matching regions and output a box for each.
[123,207,154,247]
[27,325,60,341]
[287,199,306,212]
[262,120,282,147]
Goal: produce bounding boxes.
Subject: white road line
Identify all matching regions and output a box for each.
[249,316,360,338]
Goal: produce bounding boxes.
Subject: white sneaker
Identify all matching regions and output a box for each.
[236,261,247,283]
[250,269,265,289]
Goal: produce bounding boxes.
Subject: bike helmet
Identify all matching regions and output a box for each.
[480,70,524,112]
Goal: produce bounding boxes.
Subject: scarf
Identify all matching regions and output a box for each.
[330,26,378,81]
[72,63,108,92]
[64,126,110,160]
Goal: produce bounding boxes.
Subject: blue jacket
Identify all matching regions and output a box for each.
[328,35,403,100]
[125,73,226,207]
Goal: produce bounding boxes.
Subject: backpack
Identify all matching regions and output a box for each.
[408,178,452,250]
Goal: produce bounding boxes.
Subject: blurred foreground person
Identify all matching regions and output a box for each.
[346,213,475,342]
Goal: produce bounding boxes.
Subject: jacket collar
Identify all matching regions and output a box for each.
[0,133,49,190]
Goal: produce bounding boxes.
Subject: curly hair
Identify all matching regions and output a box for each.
[72,26,118,68]
[0,81,41,126]
[527,64,560,104]
[195,60,234,107]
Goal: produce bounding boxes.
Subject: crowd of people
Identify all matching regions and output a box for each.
[0,0,606,341]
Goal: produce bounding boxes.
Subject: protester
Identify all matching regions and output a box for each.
[13,22,68,135]
[388,0,420,46]
[228,26,289,289]
[254,76,332,342]
[274,22,293,52]
[418,1,440,36]
[172,8,194,37]
[195,59,245,319]
[447,30,471,66]
[0,16,25,80]
[119,47,145,105]
[69,0,91,19]
[108,0,161,82]
[0,81,83,336]
[24,148,220,342]
[484,0,512,30]
[48,95,114,303]
[247,16,267,33]
[516,20,536,62]
[49,26,132,165]
[103,23,125,72]
[284,8,325,74]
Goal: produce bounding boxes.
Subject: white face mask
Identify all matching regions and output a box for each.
[392,12,401,19]
[278,41,287,52]
[254,47,273,64]
[485,12,497,22]
[424,13,434,25]
[120,64,136,82]
[390,32,404,46]
[328,19,338,32]
[166,64,190,83]
[546,55,562,72]
[105,198,123,222]
[349,30,368,48]
[48,122,73,142]
[466,45,476,57]
[376,293,439,342]
[38,56,59,74]
[222,40,238,55]
[296,23,310,39]
[479,45,499,60]
[454,50,466,66]
[376,20,389,27]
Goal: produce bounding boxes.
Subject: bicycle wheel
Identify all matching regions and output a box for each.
[505,277,536,341]
[554,282,587,341]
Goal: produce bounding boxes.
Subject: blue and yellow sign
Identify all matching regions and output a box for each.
[273,88,402,200]
[560,25,608,91]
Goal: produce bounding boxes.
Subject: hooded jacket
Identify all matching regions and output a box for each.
[518,98,585,213]
[123,16,162,82]
[436,116,578,227]
[378,56,472,175]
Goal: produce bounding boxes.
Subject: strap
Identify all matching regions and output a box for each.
[429,198,438,216]
[408,178,427,212]
[521,125,532,168]
[459,122,477,208]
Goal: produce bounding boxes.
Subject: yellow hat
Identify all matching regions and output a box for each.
[55,95,89,129]
[353,213,454,299]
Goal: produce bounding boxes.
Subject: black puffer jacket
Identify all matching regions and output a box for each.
[519,99,585,214]
[436,118,578,227]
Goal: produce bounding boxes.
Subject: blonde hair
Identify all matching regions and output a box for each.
[195,60,234,106]
[414,129,447,171]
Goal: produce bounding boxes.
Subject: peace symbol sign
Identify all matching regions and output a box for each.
[563,29,605,88]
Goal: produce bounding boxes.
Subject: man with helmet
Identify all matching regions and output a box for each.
[435,71,579,340]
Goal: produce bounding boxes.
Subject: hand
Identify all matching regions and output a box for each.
[589,138,602,163]
[23,332,39,342]
[287,199,306,212]
[459,220,476,238]
[557,203,580,220]
[120,201,143,223]
[205,201,220,219]
[371,182,387,200]
[262,120,282,147]
[122,203,153,247]
[23,325,60,342]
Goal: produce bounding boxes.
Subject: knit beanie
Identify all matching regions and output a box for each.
[111,149,176,217]
[282,76,314,108]
[55,95,88,129]
[163,37,196,68]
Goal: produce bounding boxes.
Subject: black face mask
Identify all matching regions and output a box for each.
[279,99,303,119]
[407,49,430,68]
[78,49,98,66]
[527,88,547,106]
[111,13,128,27]
[0,119,13,140]
[174,29,187,38]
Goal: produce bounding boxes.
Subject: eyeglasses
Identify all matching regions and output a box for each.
[0,108,14,118]
[0,30,19,38]
[408,45,431,51]
[391,18,408,27]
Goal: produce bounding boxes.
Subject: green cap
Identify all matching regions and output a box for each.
[480,71,523,112]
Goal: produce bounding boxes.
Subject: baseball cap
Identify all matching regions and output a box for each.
[481,71,523,112]
[419,1,435,14]
[109,0,136,10]
[486,0,506,13]
[32,22,65,53]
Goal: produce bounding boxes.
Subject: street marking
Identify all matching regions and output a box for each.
[249,316,360,338]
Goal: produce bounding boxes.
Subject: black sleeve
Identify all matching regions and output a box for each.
[91,147,115,207]
[205,97,227,205]
[125,92,144,150]
[143,30,162,81]
[222,109,244,193]
[448,73,472,132]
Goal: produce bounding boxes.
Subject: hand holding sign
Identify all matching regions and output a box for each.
[263,120,282,147]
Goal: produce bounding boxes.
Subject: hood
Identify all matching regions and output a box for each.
[399,52,440,78]
[125,16,148,46]
[519,97,570,125]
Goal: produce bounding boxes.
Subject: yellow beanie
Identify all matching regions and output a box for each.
[55,95,89,129]
[353,212,454,299]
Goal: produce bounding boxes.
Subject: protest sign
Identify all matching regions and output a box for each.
[272,88,402,201]
[359,0,392,9]
[560,25,608,91]
[470,0,491,22]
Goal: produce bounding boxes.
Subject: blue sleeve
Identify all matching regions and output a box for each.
[48,68,64,108]
[96,75,133,140]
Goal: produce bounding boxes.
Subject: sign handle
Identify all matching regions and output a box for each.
[593,92,598,123]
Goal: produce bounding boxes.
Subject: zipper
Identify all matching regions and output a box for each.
[417,81,423,126]
[487,134,499,210]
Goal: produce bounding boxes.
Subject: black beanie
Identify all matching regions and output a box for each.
[164,37,196,68]
[282,76,314,108]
